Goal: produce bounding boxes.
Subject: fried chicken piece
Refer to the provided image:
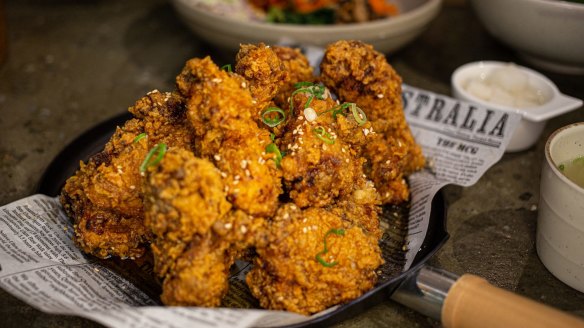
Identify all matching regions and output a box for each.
[277,90,364,208]
[272,46,315,110]
[144,148,266,306]
[235,43,289,115]
[60,91,194,259]
[247,204,383,315]
[320,40,425,204]
[143,148,234,306]
[176,56,282,218]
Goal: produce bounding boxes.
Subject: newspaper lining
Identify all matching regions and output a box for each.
[0,86,521,328]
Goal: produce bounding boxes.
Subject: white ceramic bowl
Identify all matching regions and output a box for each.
[538,122,584,293]
[469,0,584,75]
[170,0,442,53]
[451,61,582,152]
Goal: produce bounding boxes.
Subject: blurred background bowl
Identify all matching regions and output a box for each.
[170,0,442,54]
[469,0,584,75]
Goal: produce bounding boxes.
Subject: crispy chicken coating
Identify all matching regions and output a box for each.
[176,56,282,218]
[143,148,266,306]
[278,90,367,208]
[60,91,194,259]
[235,43,289,114]
[272,46,315,110]
[320,40,425,204]
[143,148,233,306]
[247,204,383,314]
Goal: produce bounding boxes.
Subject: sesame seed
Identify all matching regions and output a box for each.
[214,154,221,161]
[377,94,384,98]
[234,175,240,180]
[240,160,248,169]
[245,169,251,177]
[241,82,247,88]
[129,185,136,190]
[225,223,232,229]
[240,226,248,233]
[212,78,222,83]
[233,180,239,185]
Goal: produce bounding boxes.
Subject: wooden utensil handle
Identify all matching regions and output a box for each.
[442,274,584,328]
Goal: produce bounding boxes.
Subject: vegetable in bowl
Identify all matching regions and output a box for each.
[248,0,400,24]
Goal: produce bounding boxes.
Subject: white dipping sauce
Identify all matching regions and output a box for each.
[464,64,545,108]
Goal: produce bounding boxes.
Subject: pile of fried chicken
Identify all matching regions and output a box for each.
[60,40,424,315]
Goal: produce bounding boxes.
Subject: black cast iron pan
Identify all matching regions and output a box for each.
[37,112,449,327]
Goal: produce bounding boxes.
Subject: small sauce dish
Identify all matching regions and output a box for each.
[538,122,584,292]
[451,61,582,152]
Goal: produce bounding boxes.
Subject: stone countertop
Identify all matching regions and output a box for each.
[0,1,583,327]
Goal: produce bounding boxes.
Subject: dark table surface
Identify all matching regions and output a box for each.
[1,1,583,327]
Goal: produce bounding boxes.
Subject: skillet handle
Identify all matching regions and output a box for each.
[442,274,584,328]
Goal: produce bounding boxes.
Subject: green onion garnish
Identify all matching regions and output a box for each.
[350,103,367,126]
[139,143,167,173]
[221,64,232,73]
[270,133,276,142]
[289,82,327,116]
[265,143,283,168]
[559,164,565,171]
[319,102,367,125]
[133,133,147,143]
[261,107,286,127]
[315,228,345,267]
[313,126,335,145]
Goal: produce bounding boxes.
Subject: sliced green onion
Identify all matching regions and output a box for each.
[315,228,345,267]
[133,133,147,143]
[139,143,167,173]
[319,102,367,125]
[313,126,335,145]
[270,133,276,142]
[289,82,327,116]
[265,143,283,168]
[329,103,351,118]
[350,103,367,125]
[294,81,314,88]
[261,107,286,127]
[221,64,232,73]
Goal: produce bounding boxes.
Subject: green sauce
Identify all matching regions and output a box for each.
[558,156,584,188]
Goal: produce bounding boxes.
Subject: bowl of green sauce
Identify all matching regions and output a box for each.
[538,122,584,292]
